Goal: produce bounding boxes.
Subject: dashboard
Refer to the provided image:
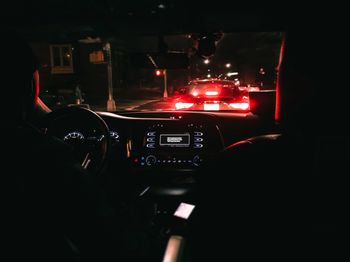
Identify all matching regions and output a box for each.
[45,110,277,179]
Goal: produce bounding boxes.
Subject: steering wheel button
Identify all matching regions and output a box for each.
[147,132,156,136]
[146,143,155,148]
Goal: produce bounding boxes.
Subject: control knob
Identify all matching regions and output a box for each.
[192,155,201,166]
[145,155,157,166]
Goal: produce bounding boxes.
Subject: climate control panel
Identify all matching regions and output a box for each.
[132,154,204,168]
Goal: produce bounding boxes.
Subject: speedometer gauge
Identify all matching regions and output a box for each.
[63,131,85,141]
[99,131,120,145]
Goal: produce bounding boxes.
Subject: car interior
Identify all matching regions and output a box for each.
[3,1,347,261]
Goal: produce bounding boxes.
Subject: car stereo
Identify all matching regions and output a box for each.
[159,133,190,147]
[146,130,203,150]
[131,122,206,169]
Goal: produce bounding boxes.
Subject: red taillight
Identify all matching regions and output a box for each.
[229,102,250,111]
[191,91,199,97]
[175,102,194,110]
[205,91,219,96]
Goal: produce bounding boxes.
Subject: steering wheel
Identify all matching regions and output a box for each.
[40,106,111,176]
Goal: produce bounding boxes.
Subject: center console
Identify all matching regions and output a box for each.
[129,121,222,170]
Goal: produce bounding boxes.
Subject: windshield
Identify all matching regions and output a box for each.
[14,13,282,113]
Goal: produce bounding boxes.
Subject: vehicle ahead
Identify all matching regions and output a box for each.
[173,79,249,111]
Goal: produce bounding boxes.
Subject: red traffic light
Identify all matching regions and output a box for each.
[155,69,163,76]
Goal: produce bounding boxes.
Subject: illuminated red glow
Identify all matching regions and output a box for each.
[191,91,199,97]
[275,35,285,122]
[155,69,162,76]
[33,70,40,103]
[229,102,250,110]
[205,91,219,96]
[175,102,194,110]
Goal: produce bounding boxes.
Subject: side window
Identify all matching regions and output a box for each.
[49,44,73,74]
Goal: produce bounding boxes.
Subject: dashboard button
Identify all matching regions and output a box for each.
[147,137,156,142]
[194,132,203,136]
[194,143,203,148]
[147,132,156,136]
[146,143,155,148]
[194,137,203,142]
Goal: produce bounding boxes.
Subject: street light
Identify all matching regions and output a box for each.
[204,59,210,64]
[105,42,116,112]
[227,72,239,76]
[163,69,168,98]
[225,63,231,68]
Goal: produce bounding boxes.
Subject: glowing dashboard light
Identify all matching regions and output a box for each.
[229,102,250,110]
[175,102,194,110]
[126,139,132,158]
[205,91,219,96]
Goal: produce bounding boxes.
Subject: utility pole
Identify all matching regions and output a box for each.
[105,42,116,111]
[163,69,168,98]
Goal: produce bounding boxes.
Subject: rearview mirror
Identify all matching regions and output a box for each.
[195,32,223,58]
[197,36,216,58]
